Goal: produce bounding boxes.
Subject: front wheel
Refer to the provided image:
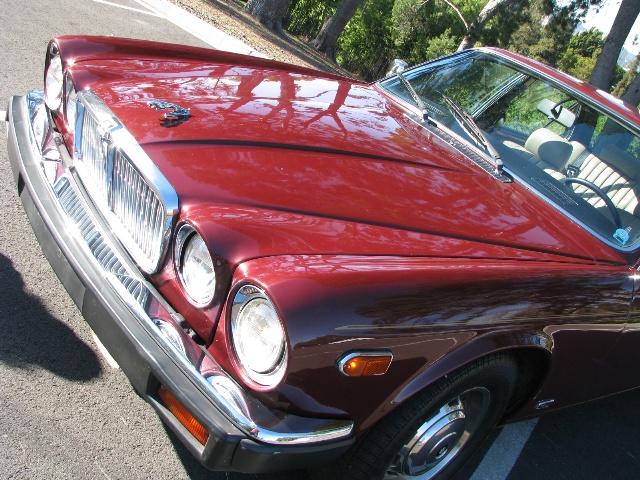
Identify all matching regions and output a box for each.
[329,354,517,480]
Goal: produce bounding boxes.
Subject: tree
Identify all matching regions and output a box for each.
[589,0,640,90]
[391,0,471,66]
[616,54,640,105]
[458,0,528,51]
[509,0,596,67]
[312,0,364,58]
[244,0,293,32]
[621,71,640,105]
[557,28,605,79]
[568,26,605,57]
[335,0,396,80]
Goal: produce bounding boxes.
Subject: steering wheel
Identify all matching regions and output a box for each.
[561,177,622,229]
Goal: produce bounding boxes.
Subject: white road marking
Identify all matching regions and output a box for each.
[469,419,538,480]
[92,0,163,17]
[134,0,267,56]
[90,329,120,369]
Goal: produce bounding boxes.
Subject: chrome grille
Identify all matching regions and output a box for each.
[54,177,149,307]
[111,150,166,265]
[78,110,109,203]
[74,91,178,273]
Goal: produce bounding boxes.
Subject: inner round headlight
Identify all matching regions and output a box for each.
[175,225,216,306]
[231,285,287,387]
[45,48,64,111]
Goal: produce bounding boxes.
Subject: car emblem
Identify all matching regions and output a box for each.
[147,99,191,127]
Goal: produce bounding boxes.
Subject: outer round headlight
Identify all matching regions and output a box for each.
[175,225,216,306]
[45,47,64,111]
[231,285,287,387]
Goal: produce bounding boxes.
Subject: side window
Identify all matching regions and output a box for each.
[588,114,640,174]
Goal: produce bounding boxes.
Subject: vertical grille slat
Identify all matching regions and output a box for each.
[79,113,109,203]
[107,151,166,265]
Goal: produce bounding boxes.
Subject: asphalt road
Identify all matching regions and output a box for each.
[1,1,640,479]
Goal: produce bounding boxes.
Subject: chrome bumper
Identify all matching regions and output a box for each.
[6,92,353,472]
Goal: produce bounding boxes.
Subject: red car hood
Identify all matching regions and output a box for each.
[63,38,625,265]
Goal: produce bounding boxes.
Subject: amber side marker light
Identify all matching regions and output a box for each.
[157,385,210,445]
[338,351,393,377]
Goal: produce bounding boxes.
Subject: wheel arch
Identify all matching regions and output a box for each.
[386,331,553,428]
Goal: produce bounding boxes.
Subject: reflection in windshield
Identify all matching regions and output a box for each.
[379,51,640,250]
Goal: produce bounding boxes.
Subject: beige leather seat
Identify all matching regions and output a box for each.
[523,128,574,180]
[570,143,640,216]
[524,128,640,221]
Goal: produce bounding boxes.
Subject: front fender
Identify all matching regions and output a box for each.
[210,254,630,434]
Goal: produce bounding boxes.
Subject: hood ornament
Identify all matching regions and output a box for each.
[147,100,191,127]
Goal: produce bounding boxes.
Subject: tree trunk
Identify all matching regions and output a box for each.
[244,0,293,32]
[311,0,364,59]
[622,71,640,106]
[458,0,510,50]
[589,0,640,91]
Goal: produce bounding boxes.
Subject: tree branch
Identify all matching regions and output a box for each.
[419,0,469,31]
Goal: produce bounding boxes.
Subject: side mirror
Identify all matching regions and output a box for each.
[386,59,408,77]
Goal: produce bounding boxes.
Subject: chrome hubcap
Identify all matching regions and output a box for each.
[385,386,491,479]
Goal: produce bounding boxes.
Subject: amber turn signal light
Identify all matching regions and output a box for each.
[338,351,393,377]
[157,385,210,445]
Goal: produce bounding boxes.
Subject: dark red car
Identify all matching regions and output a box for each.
[7,36,640,479]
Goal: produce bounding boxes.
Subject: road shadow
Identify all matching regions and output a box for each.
[508,388,640,480]
[161,422,311,479]
[0,252,102,380]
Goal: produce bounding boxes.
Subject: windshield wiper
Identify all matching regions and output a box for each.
[441,94,504,175]
[396,72,437,126]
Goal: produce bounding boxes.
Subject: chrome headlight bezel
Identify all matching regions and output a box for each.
[44,44,64,111]
[230,285,288,388]
[64,71,77,134]
[174,224,217,306]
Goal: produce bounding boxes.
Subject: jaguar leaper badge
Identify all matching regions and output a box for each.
[147,99,191,127]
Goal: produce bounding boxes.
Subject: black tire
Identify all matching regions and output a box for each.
[320,353,517,480]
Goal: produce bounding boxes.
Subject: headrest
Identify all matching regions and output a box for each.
[525,128,573,170]
[599,144,640,180]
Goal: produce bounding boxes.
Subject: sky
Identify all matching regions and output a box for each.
[578,0,640,55]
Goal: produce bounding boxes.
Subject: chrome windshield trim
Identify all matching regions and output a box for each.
[19,91,353,446]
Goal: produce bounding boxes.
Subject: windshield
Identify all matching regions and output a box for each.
[379,51,640,250]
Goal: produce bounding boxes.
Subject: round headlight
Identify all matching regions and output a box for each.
[45,48,64,111]
[231,285,287,387]
[175,225,216,306]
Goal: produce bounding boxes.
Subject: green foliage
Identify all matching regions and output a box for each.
[556,28,604,80]
[508,0,579,66]
[286,0,340,39]
[567,27,605,57]
[613,55,640,97]
[391,0,484,66]
[391,0,471,47]
[553,28,623,91]
[611,64,626,91]
[283,0,620,89]
[335,0,396,79]
[423,29,460,61]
